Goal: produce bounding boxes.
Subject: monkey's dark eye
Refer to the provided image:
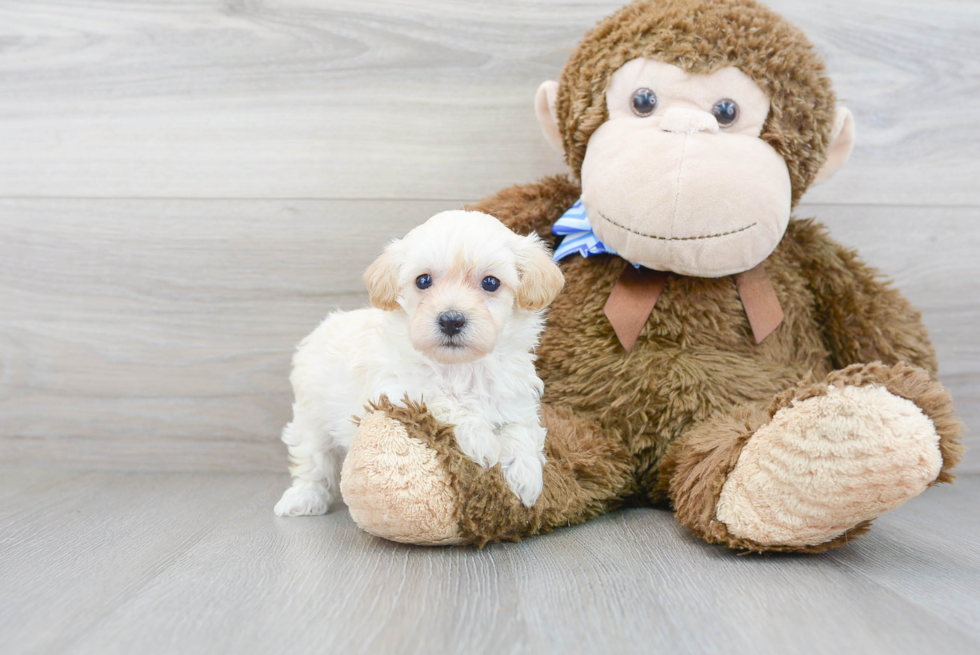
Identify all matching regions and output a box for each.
[416,274,432,289]
[711,99,739,126]
[630,88,658,117]
[481,276,500,292]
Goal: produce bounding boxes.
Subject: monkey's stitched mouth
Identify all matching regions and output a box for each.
[597,211,757,241]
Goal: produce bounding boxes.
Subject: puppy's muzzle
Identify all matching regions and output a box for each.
[438,310,466,337]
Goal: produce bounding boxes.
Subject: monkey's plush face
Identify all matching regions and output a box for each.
[581,58,792,277]
[535,0,856,278]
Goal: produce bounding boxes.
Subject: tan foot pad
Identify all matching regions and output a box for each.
[340,411,464,545]
[716,384,942,547]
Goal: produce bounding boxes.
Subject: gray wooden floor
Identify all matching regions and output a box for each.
[2,1,979,653]
[2,468,979,655]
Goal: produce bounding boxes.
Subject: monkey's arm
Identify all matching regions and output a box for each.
[787,218,937,373]
[465,174,581,240]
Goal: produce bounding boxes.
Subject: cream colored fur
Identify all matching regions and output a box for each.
[341,411,463,544]
[581,59,790,277]
[274,211,563,517]
[535,80,563,153]
[716,385,943,547]
[811,107,855,186]
[536,59,854,277]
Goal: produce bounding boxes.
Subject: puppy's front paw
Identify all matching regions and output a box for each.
[501,453,544,507]
[454,421,500,468]
[274,485,332,517]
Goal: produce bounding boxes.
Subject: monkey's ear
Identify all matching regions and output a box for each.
[535,80,564,153]
[363,246,402,311]
[812,107,856,186]
[516,233,565,311]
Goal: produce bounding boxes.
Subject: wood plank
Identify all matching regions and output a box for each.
[0,470,270,654]
[826,477,980,633]
[0,0,976,204]
[0,198,451,472]
[0,470,976,654]
[1,199,976,472]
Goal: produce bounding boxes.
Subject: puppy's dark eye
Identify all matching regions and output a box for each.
[481,276,500,292]
[416,274,432,290]
[630,88,657,117]
[711,99,739,126]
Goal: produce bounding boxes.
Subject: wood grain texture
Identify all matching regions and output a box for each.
[0,470,268,654]
[2,4,977,650]
[0,198,450,470]
[0,0,977,204]
[1,469,978,655]
[1,199,976,472]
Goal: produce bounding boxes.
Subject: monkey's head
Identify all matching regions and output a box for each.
[536,0,855,277]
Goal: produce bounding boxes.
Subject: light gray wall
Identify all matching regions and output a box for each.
[1,0,977,472]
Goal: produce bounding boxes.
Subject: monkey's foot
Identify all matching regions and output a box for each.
[715,364,961,548]
[340,408,464,545]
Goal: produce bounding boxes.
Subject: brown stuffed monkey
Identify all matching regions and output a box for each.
[338,0,964,552]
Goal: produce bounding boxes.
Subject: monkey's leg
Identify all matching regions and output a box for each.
[340,397,635,546]
[657,362,964,553]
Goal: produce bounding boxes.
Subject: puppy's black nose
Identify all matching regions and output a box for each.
[438,311,466,336]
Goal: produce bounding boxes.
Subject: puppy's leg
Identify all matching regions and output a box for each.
[274,413,343,517]
[498,423,547,507]
[425,397,501,469]
[453,418,501,469]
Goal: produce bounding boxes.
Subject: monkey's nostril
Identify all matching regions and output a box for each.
[438,310,466,337]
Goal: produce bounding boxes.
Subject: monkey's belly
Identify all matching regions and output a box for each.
[537,279,827,458]
[541,340,823,457]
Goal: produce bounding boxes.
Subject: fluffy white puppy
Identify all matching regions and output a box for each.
[274,210,564,517]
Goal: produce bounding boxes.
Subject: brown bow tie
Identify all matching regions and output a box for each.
[603,262,784,352]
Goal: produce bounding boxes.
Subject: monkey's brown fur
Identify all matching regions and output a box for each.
[556,0,836,205]
[658,362,963,552]
[346,0,963,550]
[368,396,637,546]
[455,176,962,547]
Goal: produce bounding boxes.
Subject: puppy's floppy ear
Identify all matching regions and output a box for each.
[515,233,564,310]
[363,244,402,311]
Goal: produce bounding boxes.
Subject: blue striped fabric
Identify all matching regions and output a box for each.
[550,199,618,262]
